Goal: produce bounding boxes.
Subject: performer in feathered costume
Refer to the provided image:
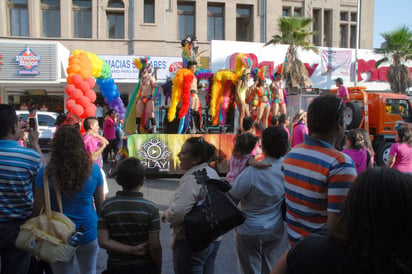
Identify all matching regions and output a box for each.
[249,67,271,128]
[270,64,287,117]
[124,56,158,134]
[234,54,252,131]
[167,36,205,133]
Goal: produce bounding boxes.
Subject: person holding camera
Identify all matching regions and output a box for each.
[0,104,43,273]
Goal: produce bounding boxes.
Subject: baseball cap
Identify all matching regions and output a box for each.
[334,77,343,84]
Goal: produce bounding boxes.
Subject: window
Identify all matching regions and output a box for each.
[144,0,154,23]
[340,11,348,21]
[41,0,60,37]
[312,9,321,46]
[177,2,195,40]
[293,8,302,17]
[236,5,252,42]
[38,115,56,127]
[282,7,291,17]
[351,12,357,22]
[8,0,29,36]
[107,0,125,39]
[207,4,224,41]
[340,24,348,48]
[386,99,411,118]
[73,0,91,38]
[350,25,357,48]
[324,10,332,47]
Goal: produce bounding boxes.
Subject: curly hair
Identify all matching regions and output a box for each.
[47,125,93,193]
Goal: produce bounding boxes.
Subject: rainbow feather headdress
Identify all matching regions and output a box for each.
[134,56,151,77]
[181,35,206,69]
[235,53,252,78]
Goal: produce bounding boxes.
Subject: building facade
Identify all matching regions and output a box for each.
[0,0,375,109]
[1,0,374,55]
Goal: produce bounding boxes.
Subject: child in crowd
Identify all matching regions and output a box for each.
[83,117,110,197]
[342,129,373,175]
[358,128,375,164]
[226,132,271,184]
[278,114,290,139]
[98,157,162,274]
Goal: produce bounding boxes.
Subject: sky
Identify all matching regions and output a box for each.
[373,0,412,48]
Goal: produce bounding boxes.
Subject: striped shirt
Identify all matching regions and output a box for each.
[0,140,42,221]
[282,135,356,245]
[98,191,160,265]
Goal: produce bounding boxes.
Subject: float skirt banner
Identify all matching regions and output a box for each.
[128,134,235,176]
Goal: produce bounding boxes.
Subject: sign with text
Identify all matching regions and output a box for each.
[128,134,236,176]
[16,48,41,75]
[100,55,182,82]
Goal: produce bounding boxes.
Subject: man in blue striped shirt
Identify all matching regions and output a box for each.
[0,104,42,274]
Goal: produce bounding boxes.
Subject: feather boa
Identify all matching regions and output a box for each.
[167,68,194,122]
[210,70,237,126]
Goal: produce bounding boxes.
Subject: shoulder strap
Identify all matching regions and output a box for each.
[43,171,64,221]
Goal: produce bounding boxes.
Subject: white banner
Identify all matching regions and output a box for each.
[99,55,183,82]
[320,49,352,76]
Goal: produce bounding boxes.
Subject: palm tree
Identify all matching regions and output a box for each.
[374,26,412,94]
[265,16,318,92]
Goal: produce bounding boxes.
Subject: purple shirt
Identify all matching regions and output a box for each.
[291,122,308,148]
[389,142,412,173]
[342,148,367,175]
[103,118,116,140]
[83,134,103,168]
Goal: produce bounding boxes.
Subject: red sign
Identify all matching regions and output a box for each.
[169,62,183,73]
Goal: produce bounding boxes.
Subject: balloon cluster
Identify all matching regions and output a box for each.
[65,50,126,120]
[66,51,97,118]
[96,78,126,119]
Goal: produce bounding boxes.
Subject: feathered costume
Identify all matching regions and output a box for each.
[210,70,237,126]
[167,36,205,133]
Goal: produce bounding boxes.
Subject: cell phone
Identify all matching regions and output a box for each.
[29,118,36,130]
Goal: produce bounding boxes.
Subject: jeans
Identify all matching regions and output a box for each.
[0,219,31,274]
[235,231,284,274]
[50,239,99,274]
[173,239,221,274]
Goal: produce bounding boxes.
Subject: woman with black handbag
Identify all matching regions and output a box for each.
[162,137,221,274]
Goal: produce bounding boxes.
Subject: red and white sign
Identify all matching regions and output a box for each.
[16,48,41,75]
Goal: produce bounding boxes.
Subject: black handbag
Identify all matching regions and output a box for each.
[184,168,247,251]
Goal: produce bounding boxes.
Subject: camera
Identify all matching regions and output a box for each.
[29,118,36,130]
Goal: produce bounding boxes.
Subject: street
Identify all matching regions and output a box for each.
[96,173,289,274]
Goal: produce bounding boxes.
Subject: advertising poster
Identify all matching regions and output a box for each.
[128,134,236,176]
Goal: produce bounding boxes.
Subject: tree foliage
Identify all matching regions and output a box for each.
[374,26,412,93]
[265,17,318,91]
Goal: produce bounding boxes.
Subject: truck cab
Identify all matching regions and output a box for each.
[343,87,412,165]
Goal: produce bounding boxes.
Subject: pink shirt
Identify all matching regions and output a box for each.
[337,86,349,103]
[83,134,103,168]
[389,142,412,173]
[103,117,116,140]
[342,148,368,175]
[226,154,253,184]
[291,122,308,148]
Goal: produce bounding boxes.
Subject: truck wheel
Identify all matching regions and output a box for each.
[343,102,362,129]
[376,142,394,166]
